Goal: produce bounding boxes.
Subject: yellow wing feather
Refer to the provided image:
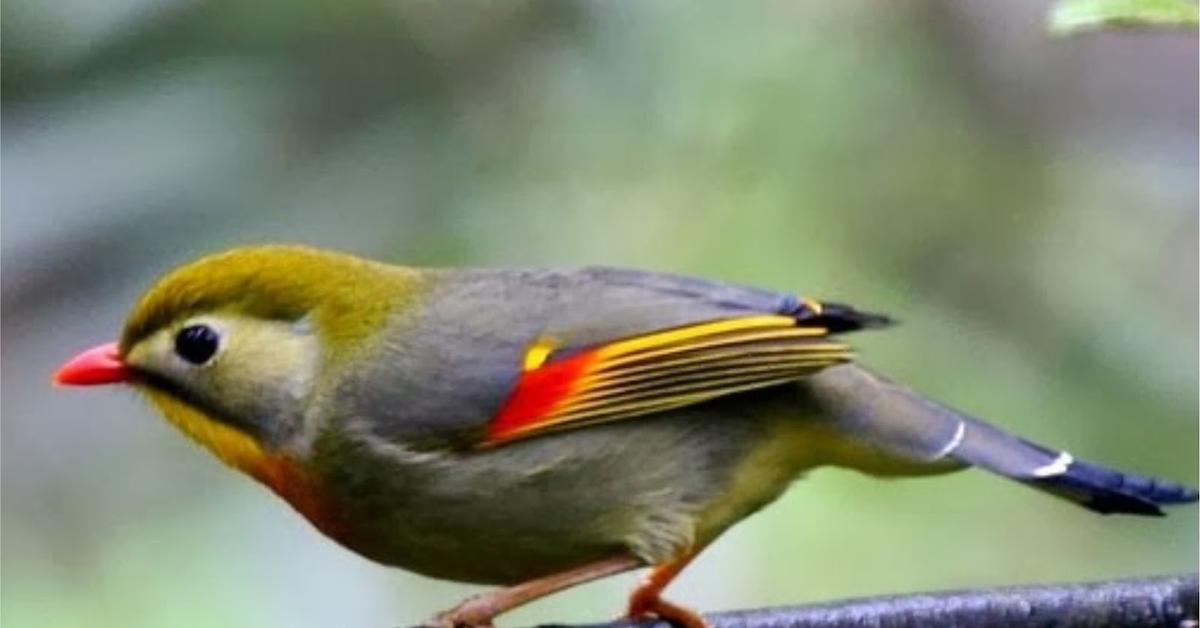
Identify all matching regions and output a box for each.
[485,315,852,444]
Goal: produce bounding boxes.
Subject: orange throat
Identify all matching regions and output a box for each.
[139,389,349,543]
[249,454,348,543]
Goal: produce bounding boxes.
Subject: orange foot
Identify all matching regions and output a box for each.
[624,551,708,628]
[627,592,707,628]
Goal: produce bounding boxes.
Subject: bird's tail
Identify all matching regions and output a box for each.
[802,364,1198,516]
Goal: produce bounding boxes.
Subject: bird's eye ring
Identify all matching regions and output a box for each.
[175,325,220,365]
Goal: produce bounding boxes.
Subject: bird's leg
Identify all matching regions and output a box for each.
[429,555,642,628]
[625,549,707,628]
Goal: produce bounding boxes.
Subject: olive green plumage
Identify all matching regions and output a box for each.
[67,244,1197,621]
[122,245,421,355]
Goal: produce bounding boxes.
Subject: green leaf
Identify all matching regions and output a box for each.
[1049,0,1199,35]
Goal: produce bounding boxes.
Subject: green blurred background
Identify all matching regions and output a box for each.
[3,1,1197,626]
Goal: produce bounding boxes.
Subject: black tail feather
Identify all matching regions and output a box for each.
[1029,457,1199,516]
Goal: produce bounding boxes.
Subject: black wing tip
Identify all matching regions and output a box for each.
[789,298,896,334]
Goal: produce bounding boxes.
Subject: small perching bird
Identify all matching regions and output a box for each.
[55,245,1196,628]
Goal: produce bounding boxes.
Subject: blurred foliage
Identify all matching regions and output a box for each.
[1051,0,1199,35]
[2,2,1197,628]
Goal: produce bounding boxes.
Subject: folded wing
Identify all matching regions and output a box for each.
[483,314,851,445]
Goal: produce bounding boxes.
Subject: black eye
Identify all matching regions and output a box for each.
[174,325,220,365]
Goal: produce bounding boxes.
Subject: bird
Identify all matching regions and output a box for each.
[54,244,1197,628]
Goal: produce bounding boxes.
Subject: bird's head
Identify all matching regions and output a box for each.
[54,245,419,472]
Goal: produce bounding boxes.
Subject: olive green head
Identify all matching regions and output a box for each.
[120,244,411,352]
[112,244,421,452]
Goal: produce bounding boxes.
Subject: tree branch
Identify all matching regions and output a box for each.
[572,574,1198,628]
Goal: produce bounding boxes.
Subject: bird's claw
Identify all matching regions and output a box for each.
[425,594,498,628]
[625,595,708,628]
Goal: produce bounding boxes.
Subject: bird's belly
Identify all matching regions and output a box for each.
[312,396,808,584]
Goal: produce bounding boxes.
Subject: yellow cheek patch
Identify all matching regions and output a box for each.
[139,388,268,474]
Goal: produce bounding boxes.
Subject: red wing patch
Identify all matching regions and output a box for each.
[483,315,850,445]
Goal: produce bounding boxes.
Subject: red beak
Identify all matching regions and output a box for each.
[54,341,131,386]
